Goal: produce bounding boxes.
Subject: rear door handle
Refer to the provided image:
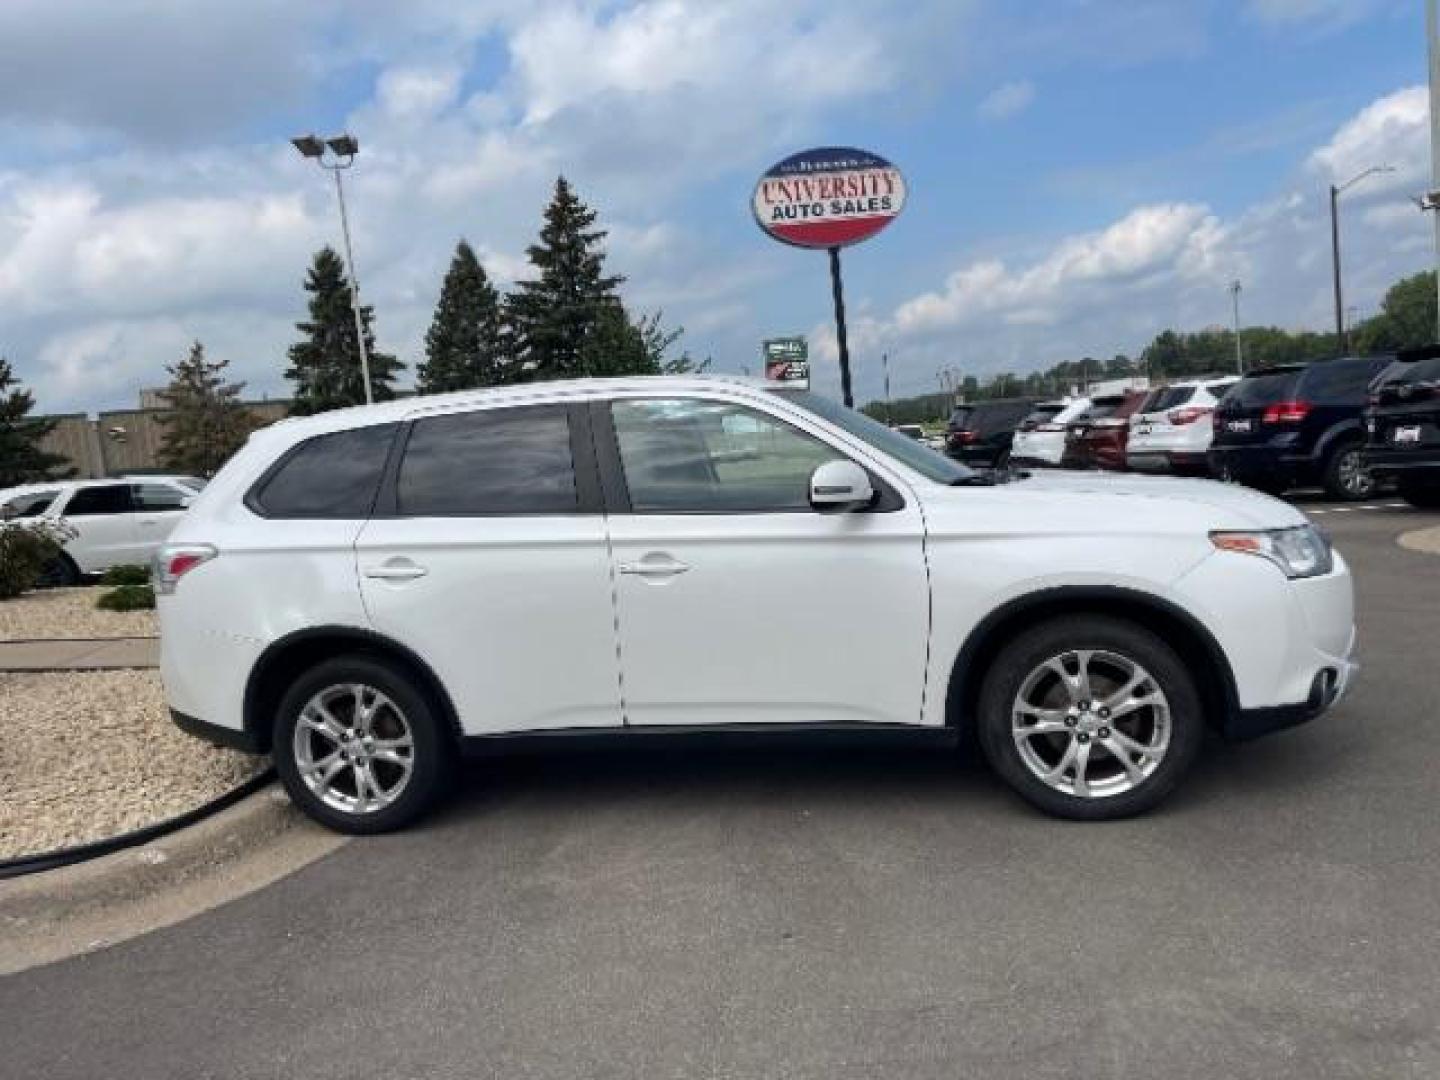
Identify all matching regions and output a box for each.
[618,555,690,578]
[364,560,428,581]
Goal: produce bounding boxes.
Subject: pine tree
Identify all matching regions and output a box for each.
[285,247,403,415]
[0,357,72,487]
[506,176,629,381]
[155,342,257,477]
[416,240,504,393]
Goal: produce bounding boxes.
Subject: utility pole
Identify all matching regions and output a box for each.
[1430,0,1440,342]
[1330,164,1394,355]
[882,352,893,424]
[1229,280,1245,374]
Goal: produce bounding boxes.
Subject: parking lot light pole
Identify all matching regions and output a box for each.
[292,133,373,406]
[1329,164,1394,355]
[1229,280,1244,374]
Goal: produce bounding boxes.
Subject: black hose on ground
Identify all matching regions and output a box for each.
[0,767,277,881]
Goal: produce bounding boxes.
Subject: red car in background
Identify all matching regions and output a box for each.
[1061,390,1151,470]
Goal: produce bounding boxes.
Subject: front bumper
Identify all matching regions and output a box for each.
[1227,636,1357,741]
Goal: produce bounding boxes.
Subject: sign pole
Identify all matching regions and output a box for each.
[828,246,854,408]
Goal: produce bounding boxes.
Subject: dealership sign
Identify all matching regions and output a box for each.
[762,337,809,387]
[752,147,907,249]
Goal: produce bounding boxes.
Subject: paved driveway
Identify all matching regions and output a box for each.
[3,506,1438,1079]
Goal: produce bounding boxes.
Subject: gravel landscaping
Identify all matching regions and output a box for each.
[0,588,157,641]
[0,670,263,859]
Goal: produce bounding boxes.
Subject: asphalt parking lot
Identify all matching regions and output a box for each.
[3,499,1439,1080]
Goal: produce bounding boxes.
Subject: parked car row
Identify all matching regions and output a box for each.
[940,352,1440,507]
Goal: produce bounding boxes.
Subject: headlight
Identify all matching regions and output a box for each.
[1210,525,1333,579]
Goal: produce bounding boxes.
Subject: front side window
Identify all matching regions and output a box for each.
[397,407,577,516]
[132,484,189,511]
[63,485,132,516]
[253,424,397,518]
[611,398,841,512]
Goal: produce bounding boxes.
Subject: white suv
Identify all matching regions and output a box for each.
[1127,376,1239,475]
[157,377,1356,832]
[0,476,203,583]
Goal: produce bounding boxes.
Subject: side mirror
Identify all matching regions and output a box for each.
[809,460,874,511]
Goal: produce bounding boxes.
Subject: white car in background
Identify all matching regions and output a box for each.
[1009,398,1090,466]
[0,476,204,584]
[1127,376,1239,475]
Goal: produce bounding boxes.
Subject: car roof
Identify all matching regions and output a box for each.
[0,475,193,501]
[257,375,778,442]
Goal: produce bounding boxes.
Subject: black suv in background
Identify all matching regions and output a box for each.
[945,398,1039,467]
[1209,355,1392,500]
[1365,346,1440,508]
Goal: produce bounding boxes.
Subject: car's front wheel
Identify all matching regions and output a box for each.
[273,655,454,834]
[977,616,1204,820]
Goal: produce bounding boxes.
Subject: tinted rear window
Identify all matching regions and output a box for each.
[1296,358,1387,403]
[1020,404,1064,427]
[970,401,1032,433]
[1379,356,1440,385]
[1224,370,1303,408]
[254,424,397,518]
[396,407,577,516]
[1083,397,1127,420]
[1148,386,1193,412]
[64,485,133,515]
[3,491,59,518]
[947,407,973,428]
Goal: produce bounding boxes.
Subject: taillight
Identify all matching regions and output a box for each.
[1169,406,1212,425]
[954,430,979,443]
[152,544,217,596]
[1262,400,1311,424]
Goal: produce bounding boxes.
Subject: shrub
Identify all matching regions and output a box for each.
[101,563,150,587]
[96,584,156,611]
[0,520,73,600]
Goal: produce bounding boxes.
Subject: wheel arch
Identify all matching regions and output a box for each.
[944,586,1239,735]
[243,626,462,753]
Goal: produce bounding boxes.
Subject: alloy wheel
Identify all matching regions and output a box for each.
[292,683,415,815]
[1011,649,1171,799]
[1336,449,1373,498]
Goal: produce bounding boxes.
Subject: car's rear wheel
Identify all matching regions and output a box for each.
[37,553,80,588]
[976,616,1204,820]
[1324,442,1374,501]
[273,655,454,834]
[1399,479,1440,509]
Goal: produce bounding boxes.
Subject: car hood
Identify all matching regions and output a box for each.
[1005,469,1307,529]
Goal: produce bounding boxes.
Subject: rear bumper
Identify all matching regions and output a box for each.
[1365,446,1440,480]
[1208,444,1316,484]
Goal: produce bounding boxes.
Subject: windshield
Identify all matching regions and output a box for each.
[1224,369,1302,408]
[782,390,975,483]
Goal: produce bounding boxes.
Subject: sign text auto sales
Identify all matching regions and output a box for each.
[757,168,901,223]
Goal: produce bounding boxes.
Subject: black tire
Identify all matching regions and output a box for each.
[976,616,1205,820]
[1400,480,1440,509]
[37,553,80,588]
[1322,441,1374,501]
[273,654,455,834]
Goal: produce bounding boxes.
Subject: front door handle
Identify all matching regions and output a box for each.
[618,555,690,578]
[364,560,429,581]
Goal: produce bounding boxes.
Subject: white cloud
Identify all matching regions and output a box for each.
[977,79,1036,121]
[1306,85,1428,192]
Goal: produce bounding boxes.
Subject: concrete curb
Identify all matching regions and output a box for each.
[0,783,347,975]
[1397,525,1440,556]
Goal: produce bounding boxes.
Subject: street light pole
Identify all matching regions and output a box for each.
[292,133,374,406]
[1229,279,1244,374]
[1329,163,1395,356]
[1430,0,1440,342]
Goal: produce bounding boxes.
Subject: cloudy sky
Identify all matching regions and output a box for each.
[0,0,1433,413]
